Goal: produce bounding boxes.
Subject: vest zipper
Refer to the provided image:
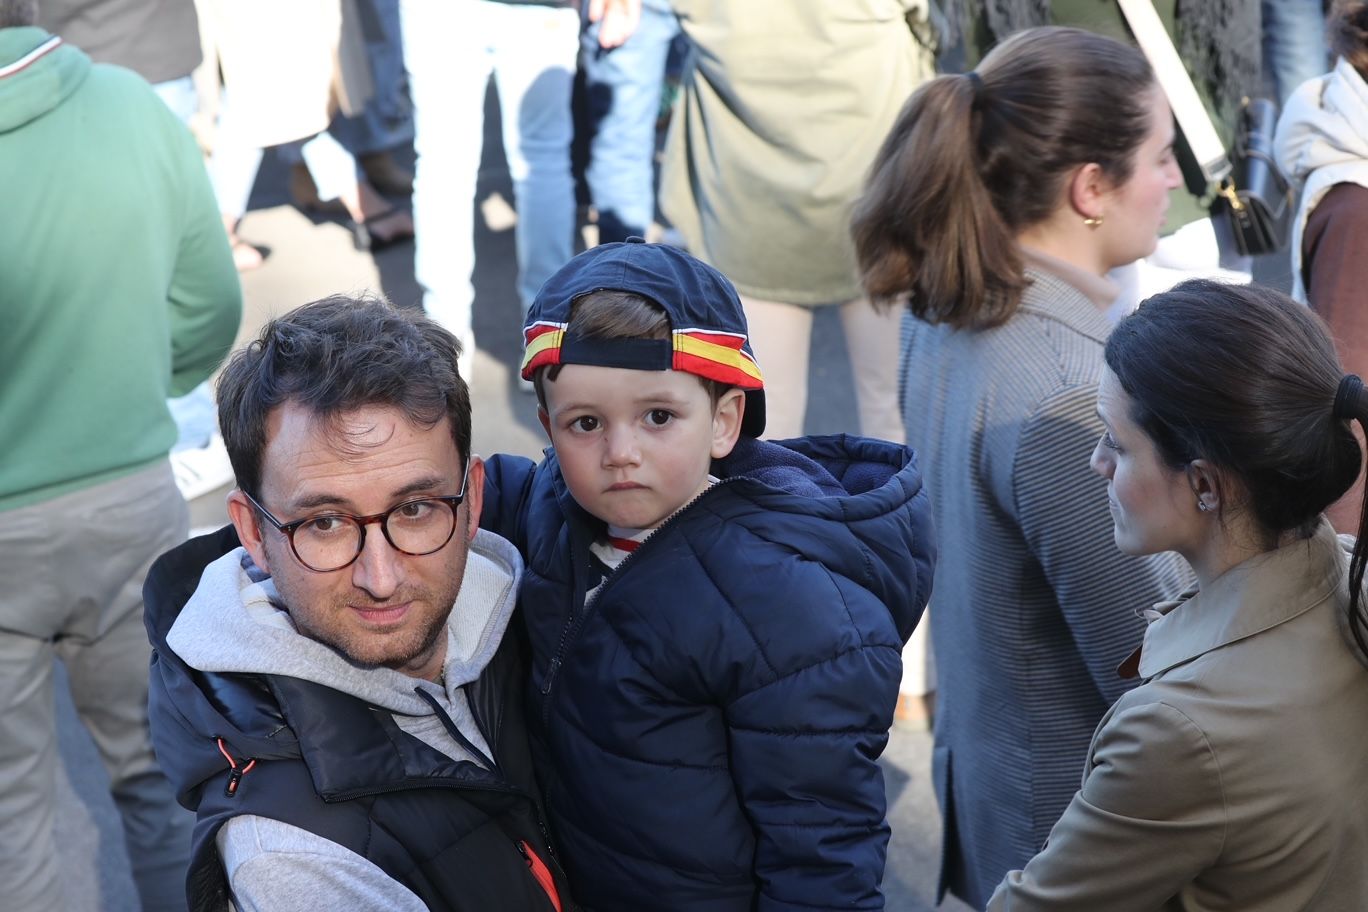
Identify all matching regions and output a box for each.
[516,839,564,911]
[414,687,500,774]
[537,479,739,719]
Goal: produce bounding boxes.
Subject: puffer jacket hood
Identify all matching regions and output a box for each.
[145,524,524,810]
[0,27,89,134]
[709,433,934,639]
[1274,57,1368,301]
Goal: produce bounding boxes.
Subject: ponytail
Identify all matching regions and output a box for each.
[851,73,1025,329]
[851,27,1156,331]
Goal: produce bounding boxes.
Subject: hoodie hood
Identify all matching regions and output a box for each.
[1274,58,1368,300]
[145,525,524,807]
[1276,59,1368,188]
[0,27,89,134]
[166,532,521,716]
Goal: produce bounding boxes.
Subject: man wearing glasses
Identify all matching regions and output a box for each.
[143,295,569,912]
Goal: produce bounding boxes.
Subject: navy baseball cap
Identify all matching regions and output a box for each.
[521,238,766,437]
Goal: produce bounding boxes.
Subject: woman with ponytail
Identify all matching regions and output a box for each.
[985,279,1368,909]
[851,27,1192,907]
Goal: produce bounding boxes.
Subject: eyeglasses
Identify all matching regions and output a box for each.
[244,462,471,573]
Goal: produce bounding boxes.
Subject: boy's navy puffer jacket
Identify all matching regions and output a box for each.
[482,433,936,911]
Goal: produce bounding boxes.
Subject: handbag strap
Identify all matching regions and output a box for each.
[1116,0,1231,183]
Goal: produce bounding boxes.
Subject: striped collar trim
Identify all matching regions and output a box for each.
[607,535,642,553]
[0,36,62,79]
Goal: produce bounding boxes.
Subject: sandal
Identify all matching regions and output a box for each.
[351,206,414,252]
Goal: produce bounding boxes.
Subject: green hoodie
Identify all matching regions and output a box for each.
[0,27,241,511]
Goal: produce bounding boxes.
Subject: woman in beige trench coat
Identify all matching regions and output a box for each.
[988,280,1368,911]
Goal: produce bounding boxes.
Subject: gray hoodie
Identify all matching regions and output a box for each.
[165,529,524,911]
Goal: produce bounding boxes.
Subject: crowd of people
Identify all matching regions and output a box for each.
[5,0,1368,911]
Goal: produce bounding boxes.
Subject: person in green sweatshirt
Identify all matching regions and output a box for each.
[0,2,241,909]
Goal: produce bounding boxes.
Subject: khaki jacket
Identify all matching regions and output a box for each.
[660,0,935,305]
[989,522,1368,911]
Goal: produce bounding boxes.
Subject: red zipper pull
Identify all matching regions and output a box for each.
[517,839,563,912]
[216,737,257,798]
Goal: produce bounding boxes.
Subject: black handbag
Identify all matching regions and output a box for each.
[1117,0,1297,258]
[1210,97,1296,257]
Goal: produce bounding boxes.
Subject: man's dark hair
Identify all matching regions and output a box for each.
[0,0,39,27]
[217,293,471,499]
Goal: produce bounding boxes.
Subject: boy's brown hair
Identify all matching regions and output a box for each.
[532,290,730,410]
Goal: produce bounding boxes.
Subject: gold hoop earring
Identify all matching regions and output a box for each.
[1083,216,1103,229]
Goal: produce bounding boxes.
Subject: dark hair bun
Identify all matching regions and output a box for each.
[1105,280,1361,538]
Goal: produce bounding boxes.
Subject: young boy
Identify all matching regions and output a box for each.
[482,239,936,911]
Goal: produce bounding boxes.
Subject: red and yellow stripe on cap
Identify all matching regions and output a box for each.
[520,321,568,377]
[520,322,764,389]
[672,328,763,389]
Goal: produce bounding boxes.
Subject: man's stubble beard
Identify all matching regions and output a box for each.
[266,537,467,674]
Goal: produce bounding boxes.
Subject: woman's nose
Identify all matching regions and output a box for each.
[1089,438,1113,479]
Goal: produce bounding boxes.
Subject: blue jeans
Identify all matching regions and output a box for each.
[331,0,415,155]
[400,0,578,360]
[1262,0,1330,103]
[581,0,679,243]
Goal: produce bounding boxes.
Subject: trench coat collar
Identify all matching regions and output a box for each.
[1121,520,1344,680]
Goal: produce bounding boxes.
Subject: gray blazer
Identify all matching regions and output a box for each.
[899,267,1191,908]
[990,523,1368,910]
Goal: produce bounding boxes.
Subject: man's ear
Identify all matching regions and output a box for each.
[227,489,272,573]
[538,407,552,441]
[463,456,485,542]
[711,388,746,459]
[1067,161,1108,222]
